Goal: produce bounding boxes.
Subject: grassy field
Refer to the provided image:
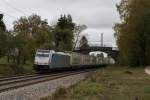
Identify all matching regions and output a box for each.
[42,66,150,100]
[0,57,35,76]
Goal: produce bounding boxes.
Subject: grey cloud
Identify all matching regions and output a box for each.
[2,0,120,28]
[1,0,120,46]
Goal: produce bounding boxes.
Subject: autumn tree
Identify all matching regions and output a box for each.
[114,0,150,66]
[5,31,16,63]
[0,14,6,31]
[0,14,7,57]
[54,14,75,51]
[13,14,53,64]
[14,14,53,49]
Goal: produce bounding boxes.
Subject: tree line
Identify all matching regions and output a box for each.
[114,0,150,66]
[0,14,89,65]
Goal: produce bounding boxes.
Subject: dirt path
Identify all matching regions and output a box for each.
[145,67,150,75]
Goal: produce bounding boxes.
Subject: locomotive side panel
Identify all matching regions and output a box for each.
[51,53,70,68]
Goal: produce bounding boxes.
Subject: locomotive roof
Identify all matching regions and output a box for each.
[37,49,55,53]
[54,52,70,56]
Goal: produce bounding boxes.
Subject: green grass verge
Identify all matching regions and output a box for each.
[42,66,150,100]
[0,57,35,76]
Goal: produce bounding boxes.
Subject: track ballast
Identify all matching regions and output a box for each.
[0,68,97,93]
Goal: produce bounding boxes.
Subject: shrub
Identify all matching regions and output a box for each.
[51,87,68,99]
[72,81,103,99]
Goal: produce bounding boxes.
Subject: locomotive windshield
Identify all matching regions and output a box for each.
[36,53,49,57]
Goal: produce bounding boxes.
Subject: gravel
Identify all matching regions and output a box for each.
[0,72,88,100]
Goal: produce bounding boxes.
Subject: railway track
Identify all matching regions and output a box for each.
[0,74,39,82]
[0,69,95,93]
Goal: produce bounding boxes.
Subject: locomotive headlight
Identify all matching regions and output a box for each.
[43,63,47,65]
[42,62,48,65]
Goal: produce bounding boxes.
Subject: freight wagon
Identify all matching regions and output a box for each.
[33,49,115,72]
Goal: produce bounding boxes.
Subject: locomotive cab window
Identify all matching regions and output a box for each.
[36,54,49,57]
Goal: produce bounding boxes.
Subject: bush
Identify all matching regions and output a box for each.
[72,81,103,99]
[51,87,68,99]
[144,86,150,93]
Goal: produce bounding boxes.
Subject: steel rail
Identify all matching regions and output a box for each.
[0,74,39,82]
[0,69,95,93]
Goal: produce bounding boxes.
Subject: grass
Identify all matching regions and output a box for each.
[42,66,150,100]
[0,57,9,64]
[0,57,35,76]
[21,62,35,73]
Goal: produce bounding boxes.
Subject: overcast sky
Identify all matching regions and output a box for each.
[0,0,120,47]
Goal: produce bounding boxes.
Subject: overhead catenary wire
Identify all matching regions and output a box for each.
[0,11,17,19]
[2,0,28,16]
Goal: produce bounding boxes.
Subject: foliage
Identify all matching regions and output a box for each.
[0,14,6,31]
[54,14,75,51]
[43,66,150,100]
[13,14,53,64]
[51,87,68,99]
[0,13,86,73]
[114,0,150,66]
[0,31,7,57]
[0,14,7,57]
[0,56,34,76]
[72,82,102,99]
[14,14,53,49]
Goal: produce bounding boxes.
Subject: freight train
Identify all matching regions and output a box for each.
[33,49,115,72]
